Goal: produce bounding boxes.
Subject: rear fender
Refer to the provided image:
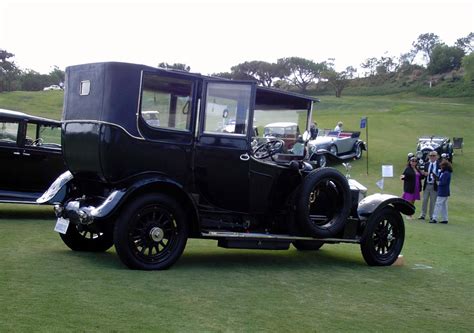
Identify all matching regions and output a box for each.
[36,171,74,204]
[90,176,197,219]
[357,193,415,219]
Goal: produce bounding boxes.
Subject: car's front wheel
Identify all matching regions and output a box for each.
[114,194,188,270]
[360,206,405,266]
[354,144,363,159]
[316,154,327,167]
[60,222,114,252]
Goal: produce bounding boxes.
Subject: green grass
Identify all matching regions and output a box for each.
[0,91,473,332]
[0,91,63,120]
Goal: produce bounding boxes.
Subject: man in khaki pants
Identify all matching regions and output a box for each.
[419,152,440,223]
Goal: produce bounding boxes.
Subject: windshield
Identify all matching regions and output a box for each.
[252,108,308,153]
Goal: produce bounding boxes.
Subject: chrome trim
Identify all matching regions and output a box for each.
[62,119,145,140]
[240,153,250,161]
[36,171,73,204]
[201,231,359,243]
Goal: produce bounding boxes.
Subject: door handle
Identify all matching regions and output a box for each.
[240,153,250,161]
[13,151,21,155]
[23,152,31,156]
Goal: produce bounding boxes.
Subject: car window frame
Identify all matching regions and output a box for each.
[199,79,256,142]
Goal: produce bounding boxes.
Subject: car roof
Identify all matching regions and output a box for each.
[0,109,61,124]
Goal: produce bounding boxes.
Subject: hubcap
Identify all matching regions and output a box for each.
[149,227,164,242]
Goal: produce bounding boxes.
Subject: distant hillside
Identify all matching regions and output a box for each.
[313,68,474,98]
[0,91,63,120]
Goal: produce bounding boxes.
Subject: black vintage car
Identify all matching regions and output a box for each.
[415,136,454,164]
[38,62,414,270]
[0,109,65,203]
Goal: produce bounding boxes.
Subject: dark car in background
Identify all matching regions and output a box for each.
[0,109,65,203]
[415,135,453,167]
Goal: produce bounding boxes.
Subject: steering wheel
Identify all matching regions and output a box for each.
[253,140,285,159]
[32,138,43,146]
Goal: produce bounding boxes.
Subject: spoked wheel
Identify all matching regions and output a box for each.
[329,145,338,156]
[60,222,114,252]
[360,206,405,266]
[114,194,188,270]
[316,154,327,168]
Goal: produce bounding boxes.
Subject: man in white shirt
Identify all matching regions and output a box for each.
[334,121,343,132]
[419,152,440,222]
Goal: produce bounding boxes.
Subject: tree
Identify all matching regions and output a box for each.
[361,57,378,77]
[158,62,191,72]
[322,66,356,97]
[399,50,417,65]
[412,33,442,64]
[19,69,51,91]
[461,53,474,82]
[427,45,465,74]
[230,61,288,87]
[277,57,327,93]
[455,32,474,54]
[0,49,20,92]
[49,66,65,85]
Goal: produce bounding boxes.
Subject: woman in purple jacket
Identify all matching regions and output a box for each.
[431,160,453,224]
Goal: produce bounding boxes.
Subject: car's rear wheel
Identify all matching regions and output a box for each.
[114,194,188,270]
[292,240,324,251]
[360,206,405,266]
[60,222,114,252]
[296,168,351,238]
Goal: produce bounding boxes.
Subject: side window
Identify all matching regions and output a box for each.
[0,122,19,144]
[26,123,38,145]
[140,73,193,131]
[204,83,251,135]
[39,124,61,145]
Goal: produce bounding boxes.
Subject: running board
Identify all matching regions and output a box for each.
[201,231,360,244]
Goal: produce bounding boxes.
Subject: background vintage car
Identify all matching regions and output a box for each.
[0,109,66,203]
[415,135,454,164]
[307,129,366,167]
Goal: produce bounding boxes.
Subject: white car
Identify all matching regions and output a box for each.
[43,85,62,91]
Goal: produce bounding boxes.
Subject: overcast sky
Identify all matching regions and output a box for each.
[1,0,473,75]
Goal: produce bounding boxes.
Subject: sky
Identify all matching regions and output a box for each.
[0,0,473,76]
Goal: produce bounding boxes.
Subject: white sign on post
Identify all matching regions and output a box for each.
[382,165,394,178]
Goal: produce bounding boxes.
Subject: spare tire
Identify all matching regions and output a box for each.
[296,168,351,238]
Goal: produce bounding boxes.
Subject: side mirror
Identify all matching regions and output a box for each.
[302,130,310,142]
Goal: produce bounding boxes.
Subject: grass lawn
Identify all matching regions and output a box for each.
[0,92,473,332]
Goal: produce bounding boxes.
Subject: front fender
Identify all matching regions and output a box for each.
[357,193,415,219]
[36,171,74,204]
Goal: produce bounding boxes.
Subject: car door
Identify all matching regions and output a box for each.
[19,121,64,192]
[194,80,255,212]
[0,119,22,192]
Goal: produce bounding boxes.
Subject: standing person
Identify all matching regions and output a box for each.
[334,121,343,132]
[310,121,318,139]
[419,151,440,222]
[400,157,423,218]
[431,160,453,224]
